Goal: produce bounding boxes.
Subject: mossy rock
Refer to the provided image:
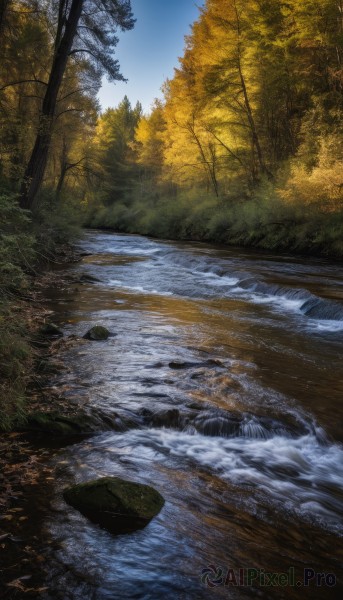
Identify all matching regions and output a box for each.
[83,325,110,341]
[24,411,97,436]
[39,323,63,337]
[63,477,165,534]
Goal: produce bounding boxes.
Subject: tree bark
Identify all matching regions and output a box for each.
[20,0,83,210]
[233,0,273,181]
[187,117,219,197]
[0,0,10,40]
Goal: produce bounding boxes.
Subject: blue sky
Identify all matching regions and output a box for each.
[97,0,204,114]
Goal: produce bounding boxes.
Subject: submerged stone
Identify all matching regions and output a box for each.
[63,477,165,534]
[169,360,196,369]
[83,325,110,340]
[79,274,101,283]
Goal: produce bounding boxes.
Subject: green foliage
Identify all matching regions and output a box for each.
[0,194,35,429]
[31,189,83,258]
[0,192,82,430]
[0,194,35,297]
[93,97,142,204]
[0,315,29,430]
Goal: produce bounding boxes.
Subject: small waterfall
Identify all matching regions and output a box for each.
[300,297,343,321]
[239,418,272,440]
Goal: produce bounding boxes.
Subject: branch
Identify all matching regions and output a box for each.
[205,126,245,167]
[56,108,84,119]
[68,48,98,60]
[57,85,99,102]
[65,157,87,172]
[0,79,47,92]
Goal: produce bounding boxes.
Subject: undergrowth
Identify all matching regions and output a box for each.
[0,192,81,430]
[86,181,343,258]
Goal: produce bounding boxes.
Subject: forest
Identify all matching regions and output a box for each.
[0,0,343,420]
[1,1,343,250]
[89,0,343,258]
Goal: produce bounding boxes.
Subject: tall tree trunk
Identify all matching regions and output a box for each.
[20,0,83,210]
[0,0,10,39]
[233,0,273,181]
[187,117,219,197]
[238,61,271,179]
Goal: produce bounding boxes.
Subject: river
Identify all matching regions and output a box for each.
[40,231,343,599]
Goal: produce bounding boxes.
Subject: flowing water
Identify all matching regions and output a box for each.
[40,231,343,599]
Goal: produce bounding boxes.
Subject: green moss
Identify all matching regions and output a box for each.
[63,477,165,533]
[83,325,110,340]
[24,411,97,435]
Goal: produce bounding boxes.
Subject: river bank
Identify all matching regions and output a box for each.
[0,245,77,597]
[87,192,343,260]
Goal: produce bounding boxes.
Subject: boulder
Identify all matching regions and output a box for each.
[83,325,110,341]
[63,477,165,533]
[39,322,63,337]
[24,411,97,436]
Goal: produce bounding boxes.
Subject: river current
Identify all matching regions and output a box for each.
[41,231,343,599]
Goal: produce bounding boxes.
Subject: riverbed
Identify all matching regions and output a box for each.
[39,231,343,599]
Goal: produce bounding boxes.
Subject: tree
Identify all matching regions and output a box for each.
[94,96,142,203]
[19,0,135,210]
[0,1,51,189]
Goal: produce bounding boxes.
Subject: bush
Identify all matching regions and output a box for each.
[0,194,35,297]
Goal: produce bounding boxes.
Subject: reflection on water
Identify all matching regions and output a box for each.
[41,232,343,599]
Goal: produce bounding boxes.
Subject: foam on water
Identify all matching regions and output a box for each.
[98,427,343,534]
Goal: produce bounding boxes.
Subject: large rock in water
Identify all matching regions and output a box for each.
[63,477,165,534]
[83,325,110,340]
[24,411,99,436]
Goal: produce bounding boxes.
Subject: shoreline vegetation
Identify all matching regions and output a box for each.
[86,189,343,259]
[0,195,81,432]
